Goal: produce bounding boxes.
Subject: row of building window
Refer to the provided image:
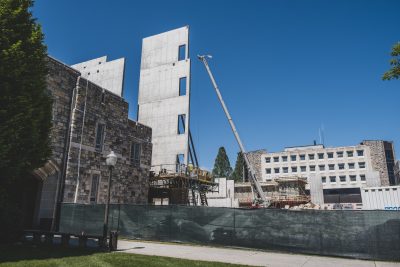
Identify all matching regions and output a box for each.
[265,150,364,163]
[95,123,141,166]
[321,174,366,183]
[265,162,366,174]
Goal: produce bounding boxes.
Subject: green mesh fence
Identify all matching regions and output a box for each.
[59,204,400,260]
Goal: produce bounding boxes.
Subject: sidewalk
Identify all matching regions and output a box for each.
[118,240,400,267]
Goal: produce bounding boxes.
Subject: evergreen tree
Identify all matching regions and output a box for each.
[0,0,51,180]
[0,0,51,242]
[212,147,232,178]
[231,152,245,182]
[383,42,400,80]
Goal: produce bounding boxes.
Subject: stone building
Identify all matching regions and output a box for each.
[32,56,152,229]
[248,140,398,208]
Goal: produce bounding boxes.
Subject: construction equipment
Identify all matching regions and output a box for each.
[198,55,270,207]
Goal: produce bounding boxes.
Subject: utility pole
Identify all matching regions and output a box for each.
[198,55,269,207]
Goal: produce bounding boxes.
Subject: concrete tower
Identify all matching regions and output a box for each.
[137,26,192,171]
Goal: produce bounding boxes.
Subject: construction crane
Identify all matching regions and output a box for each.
[198,55,270,207]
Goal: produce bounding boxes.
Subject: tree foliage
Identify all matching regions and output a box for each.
[383,42,400,80]
[0,0,51,179]
[231,152,245,182]
[0,0,51,242]
[212,147,232,178]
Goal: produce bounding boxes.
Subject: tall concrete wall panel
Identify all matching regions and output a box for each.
[72,56,125,97]
[138,26,191,170]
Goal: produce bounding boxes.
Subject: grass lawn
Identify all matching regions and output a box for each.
[0,244,249,267]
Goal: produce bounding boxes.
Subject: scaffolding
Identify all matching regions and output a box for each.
[149,164,218,206]
[234,176,311,208]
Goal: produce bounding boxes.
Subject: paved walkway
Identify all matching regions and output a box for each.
[118,240,400,267]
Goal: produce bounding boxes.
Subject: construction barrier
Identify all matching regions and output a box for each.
[59,204,400,261]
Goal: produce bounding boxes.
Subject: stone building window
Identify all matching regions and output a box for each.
[265,157,271,163]
[300,166,306,172]
[348,163,355,169]
[177,114,186,134]
[350,175,357,182]
[130,142,141,166]
[95,123,105,151]
[327,152,334,159]
[300,154,305,161]
[266,168,271,174]
[179,77,187,96]
[319,165,325,171]
[283,167,288,173]
[273,157,279,162]
[308,154,315,160]
[291,155,297,161]
[291,166,297,173]
[329,164,335,170]
[357,150,364,156]
[329,176,336,183]
[359,162,366,169]
[178,45,186,61]
[318,153,324,159]
[339,175,346,182]
[360,174,366,181]
[310,165,316,172]
[101,91,105,104]
[282,156,287,162]
[89,174,100,204]
[321,176,326,183]
[337,151,343,158]
[338,163,345,170]
[274,168,280,174]
[347,151,354,157]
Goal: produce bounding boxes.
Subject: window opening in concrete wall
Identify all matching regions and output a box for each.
[273,157,279,162]
[339,175,346,182]
[318,153,324,159]
[177,114,186,134]
[283,167,288,173]
[89,174,100,203]
[347,151,353,157]
[178,45,186,61]
[338,163,345,170]
[350,175,357,182]
[308,154,315,160]
[348,163,355,169]
[300,154,305,160]
[266,168,271,174]
[300,166,306,172]
[282,156,287,162]
[321,176,326,183]
[337,151,343,158]
[327,152,334,158]
[357,150,364,156]
[179,77,187,96]
[292,166,297,172]
[330,176,336,183]
[130,142,141,166]
[360,174,366,181]
[265,157,270,163]
[310,165,316,171]
[329,164,335,170]
[176,154,185,172]
[95,123,105,151]
[291,155,296,161]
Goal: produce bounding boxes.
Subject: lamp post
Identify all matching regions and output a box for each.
[103,151,117,247]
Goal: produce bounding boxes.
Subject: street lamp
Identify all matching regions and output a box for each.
[103,151,117,247]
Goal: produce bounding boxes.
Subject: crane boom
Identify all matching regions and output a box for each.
[198,55,270,207]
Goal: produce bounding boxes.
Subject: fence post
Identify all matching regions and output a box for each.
[233,208,236,246]
[117,203,121,233]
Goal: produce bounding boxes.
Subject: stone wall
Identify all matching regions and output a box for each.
[361,140,390,186]
[44,56,152,207]
[246,149,267,180]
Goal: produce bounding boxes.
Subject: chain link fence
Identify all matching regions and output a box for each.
[59,203,400,261]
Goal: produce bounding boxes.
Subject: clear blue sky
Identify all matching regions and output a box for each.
[34,0,400,170]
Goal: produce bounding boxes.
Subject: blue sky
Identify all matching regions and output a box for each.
[34,0,400,170]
